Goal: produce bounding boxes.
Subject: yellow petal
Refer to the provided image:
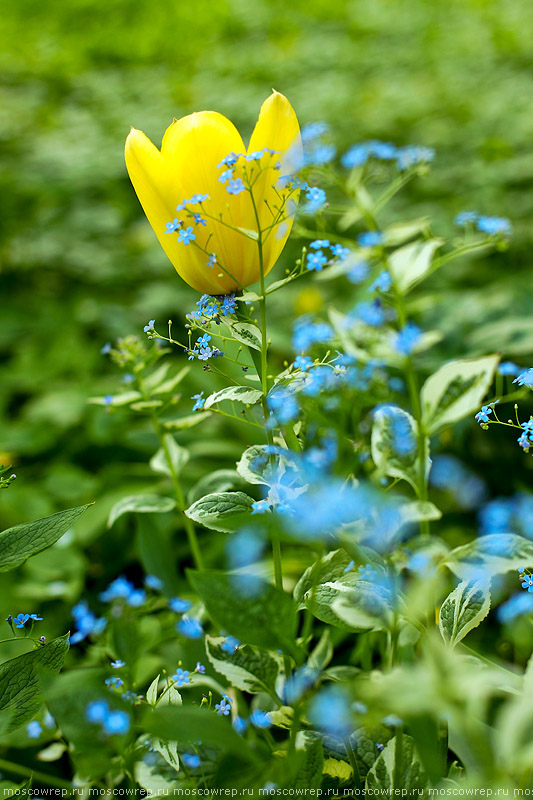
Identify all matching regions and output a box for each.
[246,91,302,280]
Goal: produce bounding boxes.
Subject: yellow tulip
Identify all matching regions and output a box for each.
[125,91,302,295]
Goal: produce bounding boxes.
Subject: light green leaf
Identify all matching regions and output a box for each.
[366,734,427,793]
[388,238,442,294]
[421,355,499,435]
[36,742,67,762]
[107,494,176,528]
[322,758,353,783]
[266,274,298,294]
[152,683,182,773]
[351,724,394,778]
[151,365,190,395]
[146,674,160,706]
[188,569,298,656]
[371,405,429,493]
[187,469,241,504]
[236,444,289,486]
[204,385,263,409]
[205,636,280,695]
[439,580,491,647]
[150,434,189,477]
[226,321,262,350]
[399,501,442,525]
[185,491,254,532]
[446,534,533,579]
[293,735,324,790]
[0,504,91,572]
[239,290,261,303]
[0,635,70,733]
[4,778,33,798]
[163,411,212,430]
[383,218,431,247]
[88,391,141,406]
[330,581,394,632]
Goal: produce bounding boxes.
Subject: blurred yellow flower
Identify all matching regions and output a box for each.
[125,91,302,295]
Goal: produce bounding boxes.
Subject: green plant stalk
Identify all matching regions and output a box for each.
[393,726,404,791]
[150,412,204,570]
[344,737,362,789]
[0,757,75,791]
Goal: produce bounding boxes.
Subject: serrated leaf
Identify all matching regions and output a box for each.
[350,724,394,778]
[266,274,299,295]
[388,238,442,294]
[204,385,263,410]
[421,355,499,435]
[331,581,394,632]
[150,434,189,477]
[0,635,69,733]
[188,569,298,656]
[322,757,353,783]
[439,580,491,647]
[294,549,370,605]
[446,534,533,579]
[371,405,429,493]
[185,491,254,532]
[366,734,427,793]
[226,321,262,351]
[205,636,280,695]
[107,494,176,528]
[0,504,91,572]
[399,501,442,525]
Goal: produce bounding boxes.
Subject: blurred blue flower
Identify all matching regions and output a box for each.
[308,686,353,739]
[369,270,392,293]
[267,387,299,424]
[182,753,201,769]
[144,575,163,591]
[250,710,272,729]
[498,361,520,376]
[394,322,422,355]
[169,597,192,614]
[477,216,512,236]
[71,601,106,644]
[358,231,383,248]
[176,617,203,639]
[27,721,42,739]
[221,635,241,654]
[514,369,533,389]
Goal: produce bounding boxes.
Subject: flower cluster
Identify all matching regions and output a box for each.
[86,700,130,736]
[100,576,146,607]
[187,332,223,362]
[341,140,434,171]
[70,601,106,644]
[6,612,42,630]
[164,194,210,243]
[454,211,512,236]
[186,293,237,325]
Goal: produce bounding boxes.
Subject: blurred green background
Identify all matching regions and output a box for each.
[0,0,532,562]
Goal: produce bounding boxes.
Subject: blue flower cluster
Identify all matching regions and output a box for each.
[71,601,106,644]
[479,493,533,539]
[514,369,533,389]
[305,239,350,273]
[293,316,334,352]
[341,141,434,172]
[301,122,336,166]
[517,419,533,453]
[187,293,237,325]
[429,455,487,511]
[86,700,130,736]
[165,194,210,240]
[100,576,146,607]
[217,149,279,196]
[454,211,512,236]
[188,332,223,362]
[6,612,42,629]
[176,616,203,639]
[394,322,422,356]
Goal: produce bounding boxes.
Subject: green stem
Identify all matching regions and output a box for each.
[393,726,404,791]
[344,737,362,789]
[151,412,204,570]
[0,757,75,791]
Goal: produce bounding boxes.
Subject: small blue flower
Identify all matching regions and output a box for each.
[169,597,192,614]
[331,244,350,260]
[344,560,355,573]
[182,753,201,769]
[192,213,206,226]
[498,362,520,376]
[177,226,196,245]
[233,716,248,735]
[369,270,392,293]
[13,614,30,629]
[144,319,155,333]
[310,239,330,250]
[454,211,478,227]
[308,686,353,739]
[250,710,272,729]
[176,617,203,639]
[145,575,163,591]
[358,231,383,248]
[192,391,205,411]
[394,322,422,355]
[267,387,299,424]
[189,193,210,204]
[122,373,135,384]
[396,146,434,170]
[304,186,327,213]
[105,676,123,689]
[165,219,181,234]
[70,601,107,644]
[30,614,43,622]
[215,697,232,716]
[195,662,206,674]
[348,260,370,284]
[477,216,512,236]
[352,300,385,327]
[302,122,329,142]
[100,342,111,354]
[104,395,113,406]
[207,253,217,268]
[27,721,42,739]
[217,152,240,168]
[226,178,246,195]
[306,250,328,272]
[172,668,190,687]
[218,169,234,184]
[221,635,241,654]
[475,405,495,424]
[513,369,533,389]
[196,333,211,348]
[294,355,313,371]
[86,700,109,724]
[103,710,130,736]
[111,660,125,669]
[251,499,270,515]
[221,294,237,315]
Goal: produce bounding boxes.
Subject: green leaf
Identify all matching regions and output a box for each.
[5,778,33,798]
[187,469,240,504]
[439,580,491,647]
[152,683,182,773]
[388,238,442,294]
[421,355,499,435]
[294,549,374,605]
[88,391,141,406]
[446,534,533,579]
[352,724,394,778]
[0,504,91,572]
[371,405,429,493]
[143,705,248,755]
[185,491,254,532]
[322,758,353,784]
[205,636,280,695]
[163,411,212,430]
[226,321,262,351]
[188,569,298,655]
[331,581,394,632]
[0,635,69,733]
[107,494,176,528]
[150,434,189,477]
[383,217,431,247]
[266,274,299,295]
[293,735,324,790]
[151,365,190,396]
[203,385,263,409]
[146,674,160,706]
[399,501,442,525]
[366,734,427,793]
[236,444,290,486]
